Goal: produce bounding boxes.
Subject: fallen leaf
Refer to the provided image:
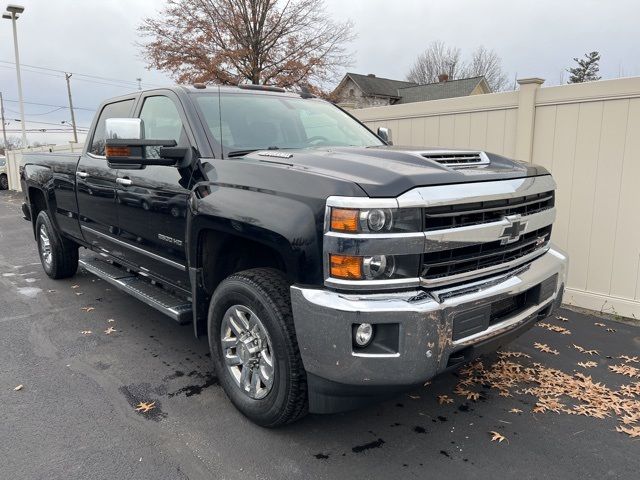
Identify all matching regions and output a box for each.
[606,328,616,333]
[609,364,640,379]
[81,307,95,312]
[556,315,569,322]
[577,361,598,369]
[509,408,523,413]
[408,395,420,400]
[134,401,156,413]
[594,322,606,327]
[489,431,507,443]
[71,285,80,289]
[534,343,559,355]
[80,330,92,335]
[619,355,640,364]
[438,395,453,405]
[616,425,640,438]
[104,327,117,335]
[107,319,115,323]
[537,322,571,335]
[466,391,481,401]
[75,292,83,296]
[47,289,56,293]
[13,384,23,391]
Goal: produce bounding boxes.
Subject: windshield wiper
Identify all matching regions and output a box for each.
[227,147,280,158]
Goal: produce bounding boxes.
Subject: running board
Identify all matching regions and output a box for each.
[79,258,192,324]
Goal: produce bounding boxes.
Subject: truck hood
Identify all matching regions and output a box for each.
[244,146,548,197]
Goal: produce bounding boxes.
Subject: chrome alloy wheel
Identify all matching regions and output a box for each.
[220,305,274,400]
[39,224,52,267]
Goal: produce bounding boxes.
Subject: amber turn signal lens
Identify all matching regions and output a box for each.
[330,208,359,232]
[330,254,362,279]
[105,145,131,157]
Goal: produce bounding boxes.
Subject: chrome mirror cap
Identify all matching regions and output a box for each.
[377,127,392,145]
[106,118,143,140]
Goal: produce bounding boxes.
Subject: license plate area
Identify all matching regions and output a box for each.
[451,274,557,341]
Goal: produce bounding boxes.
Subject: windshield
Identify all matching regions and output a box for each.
[194,92,384,156]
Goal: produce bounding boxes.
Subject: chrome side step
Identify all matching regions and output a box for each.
[79,258,192,324]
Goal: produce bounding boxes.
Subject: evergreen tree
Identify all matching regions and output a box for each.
[567,52,602,83]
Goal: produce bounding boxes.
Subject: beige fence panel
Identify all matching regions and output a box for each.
[6,143,84,192]
[355,77,640,319]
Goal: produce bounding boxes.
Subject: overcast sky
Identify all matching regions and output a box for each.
[1,0,638,145]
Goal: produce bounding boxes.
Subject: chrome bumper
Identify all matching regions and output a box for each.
[291,246,567,387]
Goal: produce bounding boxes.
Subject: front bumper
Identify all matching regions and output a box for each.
[291,246,567,413]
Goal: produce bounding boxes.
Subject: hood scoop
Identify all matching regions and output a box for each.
[418,150,490,167]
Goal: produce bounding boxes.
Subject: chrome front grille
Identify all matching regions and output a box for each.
[422,225,552,280]
[424,191,555,231]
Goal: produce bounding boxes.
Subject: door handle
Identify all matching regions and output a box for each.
[116,177,133,186]
[76,171,89,178]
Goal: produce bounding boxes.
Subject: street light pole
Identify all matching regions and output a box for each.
[3,5,26,147]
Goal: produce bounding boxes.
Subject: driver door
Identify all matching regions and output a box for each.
[114,93,192,289]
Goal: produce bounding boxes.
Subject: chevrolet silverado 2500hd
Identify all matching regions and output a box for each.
[20,85,567,426]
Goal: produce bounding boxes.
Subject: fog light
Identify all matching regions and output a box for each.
[354,323,374,347]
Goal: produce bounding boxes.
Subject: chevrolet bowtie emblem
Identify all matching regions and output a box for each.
[500,215,527,245]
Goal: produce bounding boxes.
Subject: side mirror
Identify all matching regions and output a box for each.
[104,118,182,168]
[377,127,393,145]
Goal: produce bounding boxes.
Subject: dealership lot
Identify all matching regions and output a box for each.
[1,190,638,480]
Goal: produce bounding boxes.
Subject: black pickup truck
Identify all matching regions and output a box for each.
[20,85,567,426]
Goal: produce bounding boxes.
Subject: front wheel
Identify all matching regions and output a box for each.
[0,174,8,190]
[35,211,79,279]
[208,268,308,427]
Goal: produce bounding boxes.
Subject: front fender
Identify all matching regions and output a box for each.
[187,183,325,285]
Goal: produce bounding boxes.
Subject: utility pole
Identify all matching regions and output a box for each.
[136,77,142,90]
[3,5,26,147]
[0,91,7,149]
[64,73,78,144]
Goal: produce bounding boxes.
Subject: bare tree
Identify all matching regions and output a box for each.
[407,41,509,91]
[462,46,509,91]
[138,0,355,90]
[0,136,24,154]
[406,41,463,85]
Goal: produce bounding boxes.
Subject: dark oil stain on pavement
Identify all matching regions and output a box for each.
[413,426,427,434]
[314,453,329,460]
[352,438,385,453]
[167,372,218,397]
[119,384,167,421]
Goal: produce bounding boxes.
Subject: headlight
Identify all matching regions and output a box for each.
[330,207,421,233]
[330,254,420,280]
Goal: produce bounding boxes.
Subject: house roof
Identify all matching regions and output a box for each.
[343,73,416,98]
[396,76,489,103]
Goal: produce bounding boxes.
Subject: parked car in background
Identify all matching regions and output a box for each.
[19,84,567,427]
[0,156,8,190]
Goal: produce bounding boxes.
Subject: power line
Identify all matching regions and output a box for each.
[0,60,163,88]
[2,98,96,111]
[8,118,89,128]
[5,106,66,116]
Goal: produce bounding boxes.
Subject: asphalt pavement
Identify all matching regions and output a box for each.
[1,189,639,480]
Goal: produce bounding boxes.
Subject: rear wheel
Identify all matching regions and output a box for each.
[208,268,308,427]
[0,174,8,190]
[35,211,79,279]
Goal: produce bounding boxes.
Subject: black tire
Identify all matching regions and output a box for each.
[208,268,308,427]
[35,210,79,279]
[0,174,8,190]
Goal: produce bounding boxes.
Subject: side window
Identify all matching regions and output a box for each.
[90,99,134,156]
[139,96,184,143]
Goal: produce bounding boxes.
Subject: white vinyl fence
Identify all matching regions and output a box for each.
[5,142,84,192]
[354,76,640,319]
